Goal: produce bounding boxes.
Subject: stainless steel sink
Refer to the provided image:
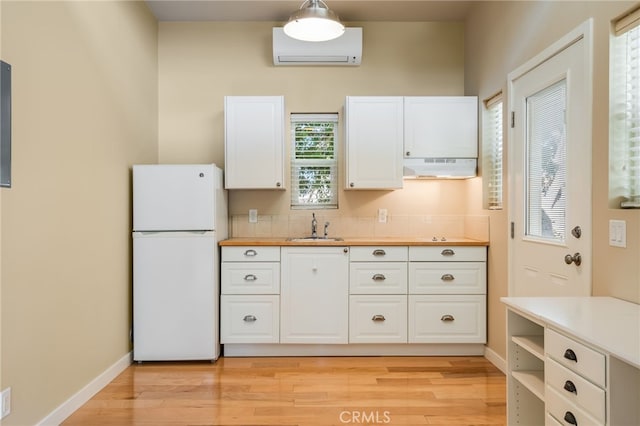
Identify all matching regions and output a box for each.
[286,237,344,242]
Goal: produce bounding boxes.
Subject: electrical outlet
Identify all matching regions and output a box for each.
[1,387,11,419]
[378,208,388,223]
[249,209,258,223]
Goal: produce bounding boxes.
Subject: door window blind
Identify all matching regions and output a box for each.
[526,80,567,242]
[482,93,503,209]
[611,8,640,206]
[291,114,338,209]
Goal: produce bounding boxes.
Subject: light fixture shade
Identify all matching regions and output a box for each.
[284,0,345,42]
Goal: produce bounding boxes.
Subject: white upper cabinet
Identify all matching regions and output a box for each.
[345,96,404,189]
[404,96,478,158]
[224,96,285,189]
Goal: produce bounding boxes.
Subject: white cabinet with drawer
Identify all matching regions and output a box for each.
[408,246,487,344]
[409,295,486,343]
[503,297,640,426]
[220,246,281,344]
[349,246,408,343]
[349,295,407,344]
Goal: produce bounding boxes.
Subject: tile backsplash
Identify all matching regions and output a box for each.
[230,213,489,241]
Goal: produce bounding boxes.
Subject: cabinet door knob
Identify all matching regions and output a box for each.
[276,182,281,187]
[563,348,578,362]
[371,314,386,322]
[406,151,411,156]
[441,314,455,322]
[244,274,257,281]
[563,380,577,394]
[563,411,578,425]
[244,249,257,257]
[372,249,386,256]
[350,182,355,188]
[372,274,386,281]
[441,249,455,256]
[243,315,257,322]
[441,274,455,282]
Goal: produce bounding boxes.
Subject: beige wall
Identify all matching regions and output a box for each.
[158,21,474,220]
[0,1,157,424]
[464,0,640,360]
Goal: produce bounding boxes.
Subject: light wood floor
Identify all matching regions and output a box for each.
[63,356,506,426]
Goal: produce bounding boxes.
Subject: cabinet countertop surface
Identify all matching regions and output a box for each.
[501,296,640,369]
[219,237,489,247]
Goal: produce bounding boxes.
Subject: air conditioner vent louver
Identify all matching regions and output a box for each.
[273,27,362,66]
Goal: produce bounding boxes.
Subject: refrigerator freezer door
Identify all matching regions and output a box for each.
[133,231,218,361]
[133,164,216,231]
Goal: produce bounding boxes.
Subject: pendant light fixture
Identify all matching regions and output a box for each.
[283,0,345,42]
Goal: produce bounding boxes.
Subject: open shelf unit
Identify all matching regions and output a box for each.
[507,310,545,425]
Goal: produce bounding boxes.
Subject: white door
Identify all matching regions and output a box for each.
[509,21,592,297]
[345,96,404,189]
[133,232,217,360]
[133,164,216,231]
[280,247,349,343]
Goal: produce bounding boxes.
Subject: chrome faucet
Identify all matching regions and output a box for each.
[324,222,330,238]
[311,213,318,238]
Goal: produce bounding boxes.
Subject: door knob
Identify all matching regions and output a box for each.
[564,253,582,266]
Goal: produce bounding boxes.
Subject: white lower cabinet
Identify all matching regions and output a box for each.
[349,295,407,343]
[408,295,486,343]
[504,298,640,426]
[220,244,489,355]
[220,295,279,343]
[280,246,349,344]
[220,246,280,344]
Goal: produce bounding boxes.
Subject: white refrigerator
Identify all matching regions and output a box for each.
[132,164,227,361]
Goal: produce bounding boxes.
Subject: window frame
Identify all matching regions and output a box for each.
[290,113,339,209]
[610,7,640,207]
[482,92,504,210]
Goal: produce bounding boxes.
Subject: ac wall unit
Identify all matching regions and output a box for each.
[273,27,362,66]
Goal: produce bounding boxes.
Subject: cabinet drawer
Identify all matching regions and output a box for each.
[408,295,486,343]
[408,262,486,294]
[222,246,280,262]
[546,386,603,426]
[350,262,407,294]
[349,295,407,343]
[546,412,564,426]
[221,262,280,294]
[349,246,408,262]
[220,295,279,343]
[409,246,486,262]
[546,358,605,423]
[546,329,605,387]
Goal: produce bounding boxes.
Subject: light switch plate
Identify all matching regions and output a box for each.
[609,219,626,248]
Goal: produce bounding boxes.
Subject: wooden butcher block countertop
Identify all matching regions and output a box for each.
[219,237,489,246]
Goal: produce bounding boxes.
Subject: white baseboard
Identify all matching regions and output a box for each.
[484,346,507,374]
[36,352,132,426]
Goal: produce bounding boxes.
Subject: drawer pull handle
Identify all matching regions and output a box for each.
[372,274,386,281]
[244,249,258,257]
[441,249,455,256]
[441,274,455,282]
[372,315,386,322]
[244,274,257,281]
[441,314,455,322]
[243,315,257,322]
[564,348,578,362]
[564,411,578,425]
[563,380,577,395]
[372,249,386,256]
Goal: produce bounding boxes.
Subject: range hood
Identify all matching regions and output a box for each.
[403,158,477,179]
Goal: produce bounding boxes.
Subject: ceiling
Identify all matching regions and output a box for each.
[145,0,474,22]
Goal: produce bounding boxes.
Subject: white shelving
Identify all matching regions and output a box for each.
[511,370,545,401]
[511,335,544,360]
